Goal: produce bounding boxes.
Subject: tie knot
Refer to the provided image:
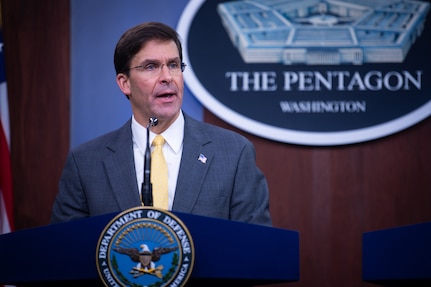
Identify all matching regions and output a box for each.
[152,135,165,147]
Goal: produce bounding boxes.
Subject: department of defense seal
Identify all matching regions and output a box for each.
[96,207,195,287]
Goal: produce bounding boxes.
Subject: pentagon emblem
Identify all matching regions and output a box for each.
[96,207,195,287]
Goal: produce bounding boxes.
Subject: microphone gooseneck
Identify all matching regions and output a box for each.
[141,117,158,206]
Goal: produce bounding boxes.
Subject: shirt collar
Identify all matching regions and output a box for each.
[159,110,184,154]
[131,111,184,154]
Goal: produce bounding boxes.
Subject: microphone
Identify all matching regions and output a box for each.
[141,117,158,206]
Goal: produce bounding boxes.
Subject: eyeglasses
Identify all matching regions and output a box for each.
[123,61,187,76]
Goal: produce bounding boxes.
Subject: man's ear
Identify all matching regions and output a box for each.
[116,73,131,96]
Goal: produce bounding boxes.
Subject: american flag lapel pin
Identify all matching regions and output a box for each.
[198,153,207,164]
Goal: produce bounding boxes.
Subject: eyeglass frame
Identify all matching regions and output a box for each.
[120,60,187,75]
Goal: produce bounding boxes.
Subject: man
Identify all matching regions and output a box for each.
[50,22,272,226]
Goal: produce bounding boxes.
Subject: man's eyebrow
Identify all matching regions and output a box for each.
[141,57,181,64]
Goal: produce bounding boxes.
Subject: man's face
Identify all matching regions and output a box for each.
[117,39,184,129]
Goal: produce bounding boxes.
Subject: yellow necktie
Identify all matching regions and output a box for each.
[151,135,168,209]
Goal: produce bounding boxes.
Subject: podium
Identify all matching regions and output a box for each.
[0,211,299,286]
[362,222,431,286]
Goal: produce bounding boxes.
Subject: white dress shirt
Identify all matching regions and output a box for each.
[132,111,184,210]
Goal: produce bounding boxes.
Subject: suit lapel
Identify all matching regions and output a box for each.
[173,114,212,213]
[103,120,142,210]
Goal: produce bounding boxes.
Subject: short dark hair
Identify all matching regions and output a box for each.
[114,22,183,75]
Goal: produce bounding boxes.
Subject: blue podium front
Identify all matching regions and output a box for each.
[0,211,299,286]
[363,221,431,286]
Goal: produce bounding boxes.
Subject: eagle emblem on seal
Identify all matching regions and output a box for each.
[113,244,178,278]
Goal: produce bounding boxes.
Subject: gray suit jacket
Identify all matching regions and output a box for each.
[51,113,272,226]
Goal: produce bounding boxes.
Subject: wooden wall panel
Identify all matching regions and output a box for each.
[1,0,70,229]
[205,111,431,287]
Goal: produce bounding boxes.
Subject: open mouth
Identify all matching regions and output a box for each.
[156,93,174,99]
[155,92,176,101]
